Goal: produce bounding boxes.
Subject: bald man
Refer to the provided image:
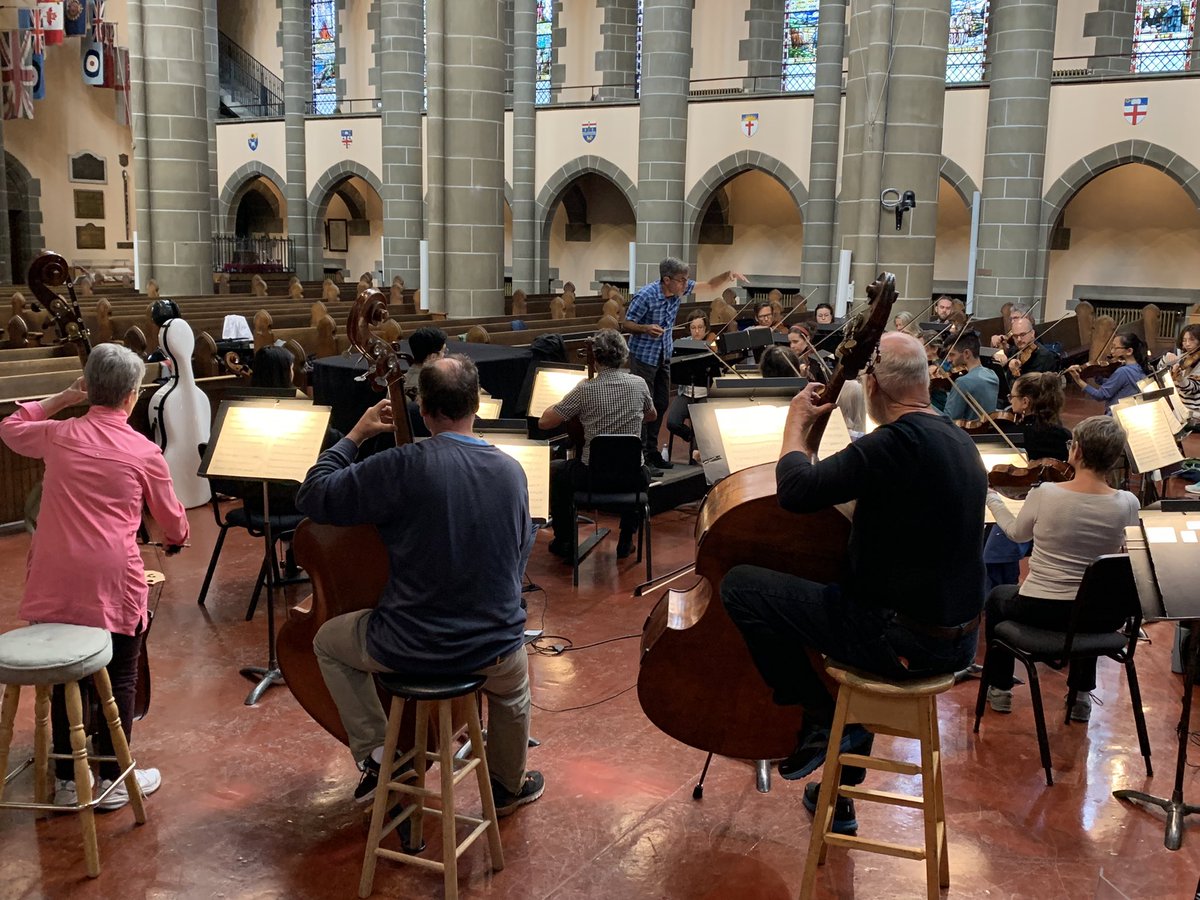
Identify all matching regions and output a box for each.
[721,333,986,828]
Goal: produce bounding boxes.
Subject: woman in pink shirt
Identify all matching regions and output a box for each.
[0,343,189,810]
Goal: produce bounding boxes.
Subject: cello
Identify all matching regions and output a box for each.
[637,273,897,764]
[277,288,417,743]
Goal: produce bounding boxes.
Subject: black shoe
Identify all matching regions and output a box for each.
[491,771,545,818]
[647,466,664,478]
[802,781,858,835]
[779,724,872,781]
[616,531,635,559]
[547,539,572,560]
[646,451,674,470]
[355,756,380,804]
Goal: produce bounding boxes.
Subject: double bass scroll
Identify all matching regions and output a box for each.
[347,288,414,446]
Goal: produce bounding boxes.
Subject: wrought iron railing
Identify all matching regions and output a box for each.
[218,31,285,118]
[211,236,295,274]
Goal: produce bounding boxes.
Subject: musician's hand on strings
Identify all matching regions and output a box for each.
[1065,364,1086,387]
[990,334,1005,349]
[994,349,1008,366]
[1007,358,1021,376]
[348,398,395,444]
[783,383,834,456]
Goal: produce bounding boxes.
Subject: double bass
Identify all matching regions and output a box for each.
[637,273,897,764]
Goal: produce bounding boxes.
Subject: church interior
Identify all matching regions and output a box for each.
[2,0,1200,897]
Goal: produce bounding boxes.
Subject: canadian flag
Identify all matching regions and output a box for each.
[40,2,65,46]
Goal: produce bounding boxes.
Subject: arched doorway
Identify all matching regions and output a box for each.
[232,177,285,237]
[933,175,972,293]
[315,174,383,281]
[545,172,635,292]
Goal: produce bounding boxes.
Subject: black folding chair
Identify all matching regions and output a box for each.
[974,554,1152,785]
[568,434,652,587]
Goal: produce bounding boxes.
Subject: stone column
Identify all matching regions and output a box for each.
[425,0,506,316]
[634,0,692,288]
[280,0,312,279]
[740,0,784,93]
[1084,0,1135,74]
[512,0,538,293]
[835,0,949,310]
[0,120,11,284]
[973,0,1057,319]
[379,0,425,285]
[799,0,847,306]
[129,0,213,295]
[595,0,638,100]
[204,0,220,234]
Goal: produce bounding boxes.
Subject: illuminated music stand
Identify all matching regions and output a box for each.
[199,399,331,706]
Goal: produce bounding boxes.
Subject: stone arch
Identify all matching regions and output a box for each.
[5,152,44,283]
[683,151,808,269]
[939,156,979,208]
[307,161,384,272]
[536,156,637,288]
[1042,140,1200,230]
[219,161,288,235]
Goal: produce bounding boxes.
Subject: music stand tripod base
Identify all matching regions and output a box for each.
[240,665,284,706]
[1111,789,1199,852]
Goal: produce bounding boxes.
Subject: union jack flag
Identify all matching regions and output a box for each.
[19,9,45,56]
[1,32,38,120]
[88,0,105,42]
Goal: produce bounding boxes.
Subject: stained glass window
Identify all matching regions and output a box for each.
[536,0,553,104]
[782,0,818,92]
[311,0,337,114]
[1131,0,1196,73]
[946,0,988,84]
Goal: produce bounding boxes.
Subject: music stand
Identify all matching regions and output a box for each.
[198,399,331,705]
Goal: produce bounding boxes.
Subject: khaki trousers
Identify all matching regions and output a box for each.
[313,609,532,793]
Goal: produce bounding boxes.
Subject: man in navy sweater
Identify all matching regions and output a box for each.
[297,355,543,816]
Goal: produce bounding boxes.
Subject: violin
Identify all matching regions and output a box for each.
[1073,357,1122,382]
[1170,346,1200,381]
[956,410,1021,434]
[929,366,967,393]
[637,272,897,763]
[988,458,1074,488]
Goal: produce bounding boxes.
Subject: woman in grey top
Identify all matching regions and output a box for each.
[982,416,1140,722]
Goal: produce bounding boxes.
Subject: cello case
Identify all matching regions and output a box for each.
[148,317,211,507]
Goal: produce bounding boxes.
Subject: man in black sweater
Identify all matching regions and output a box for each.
[722,333,986,827]
[297,355,543,816]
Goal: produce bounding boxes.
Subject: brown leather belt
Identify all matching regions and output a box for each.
[893,611,982,641]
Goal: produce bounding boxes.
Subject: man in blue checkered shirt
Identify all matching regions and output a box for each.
[622,257,745,469]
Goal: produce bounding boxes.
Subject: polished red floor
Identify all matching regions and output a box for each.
[3,423,1200,898]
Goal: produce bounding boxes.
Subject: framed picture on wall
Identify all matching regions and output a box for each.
[326,219,348,253]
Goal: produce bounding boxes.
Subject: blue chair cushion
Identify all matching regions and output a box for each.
[377,673,486,701]
[0,624,113,686]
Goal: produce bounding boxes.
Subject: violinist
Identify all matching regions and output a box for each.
[893,311,920,336]
[297,355,544,815]
[1066,332,1148,414]
[941,331,998,422]
[982,416,1140,722]
[787,324,828,384]
[1161,323,1200,423]
[664,312,712,448]
[933,295,956,323]
[993,312,1058,388]
[0,344,189,810]
[760,344,803,378]
[722,333,985,811]
[814,303,835,326]
[402,326,447,398]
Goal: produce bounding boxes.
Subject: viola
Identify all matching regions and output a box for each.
[988,458,1074,488]
[956,410,1021,434]
[637,272,897,762]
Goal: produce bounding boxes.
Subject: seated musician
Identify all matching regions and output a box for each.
[1066,332,1149,414]
[0,344,189,809]
[754,303,777,332]
[297,355,544,815]
[993,310,1058,396]
[665,312,711,447]
[787,325,828,384]
[924,332,950,412]
[539,328,655,559]
[813,303,835,325]
[402,326,448,398]
[251,345,307,398]
[983,416,1140,722]
[1162,324,1200,424]
[769,298,788,332]
[759,345,802,378]
[893,311,919,336]
[982,372,1071,591]
[933,295,956,324]
[941,331,998,421]
[722,333,985,825]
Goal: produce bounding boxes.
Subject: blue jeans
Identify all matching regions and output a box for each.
[721,565,978,726]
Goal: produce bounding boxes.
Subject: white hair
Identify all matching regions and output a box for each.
[873,332,929,395]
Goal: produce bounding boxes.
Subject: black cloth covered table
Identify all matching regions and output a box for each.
[311,340,533,436]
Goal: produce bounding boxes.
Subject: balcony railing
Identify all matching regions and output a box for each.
[212,236,295,274]
[218,31,285,119]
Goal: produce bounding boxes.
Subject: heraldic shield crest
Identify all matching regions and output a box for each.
[582,122,597,143]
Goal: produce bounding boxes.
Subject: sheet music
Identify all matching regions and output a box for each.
[528,368,587,418]
[204,402,331,483]
[488,437,550,521]
[816,408,852,461]
[713,403,790,474]
[476,396,503,419]
[1115,398,1184,474]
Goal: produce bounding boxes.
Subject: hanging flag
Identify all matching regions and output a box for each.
[39,1,65,46]
[1,31,38,120]
[101,22,115,88]
[20,8,45,56]
[64,0,87,37]
[88,0,105,42]
[113,45,129,126]
[81,39,102,85]
[30,48,44,100]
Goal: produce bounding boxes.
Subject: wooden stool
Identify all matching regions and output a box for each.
[359,674,503,899]
[0,624,147,878]
[801,664,955,900]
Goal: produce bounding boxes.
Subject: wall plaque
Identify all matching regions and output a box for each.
[74,189,105,219]
[76,223,106,250]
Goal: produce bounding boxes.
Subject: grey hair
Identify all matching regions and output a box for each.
[873,332,929,395]
[1073,415,1127,473]
[658,257,688,282]
[591,328,629,369]
[837,378,866,433]
[84,343,144,407]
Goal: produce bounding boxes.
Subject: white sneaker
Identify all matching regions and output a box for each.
[97,768,161,812]
[987,686,1013,714]
[53,770,95,807]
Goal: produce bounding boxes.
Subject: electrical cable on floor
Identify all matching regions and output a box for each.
[527,633,640,656]
[531,683,636,713]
